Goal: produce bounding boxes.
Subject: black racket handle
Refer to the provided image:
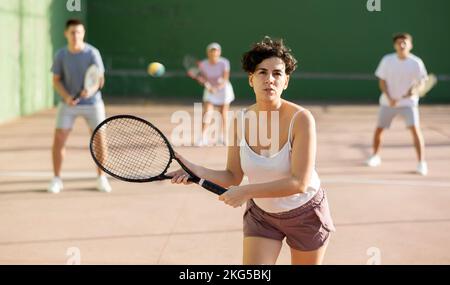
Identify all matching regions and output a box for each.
[197,179,227,195]
[174,156,227,195]
[185,177,227,195]
[167,175,226,195]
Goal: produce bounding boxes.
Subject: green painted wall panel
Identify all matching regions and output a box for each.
[0,0,87,123]
[0,1,21,122]
[20,0,52,115]
[1,0,449,125]
[85,0,450,103]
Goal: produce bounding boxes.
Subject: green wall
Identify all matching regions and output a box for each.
[86,0,450,103]
[0,0,86,123]
[1,0,449,124]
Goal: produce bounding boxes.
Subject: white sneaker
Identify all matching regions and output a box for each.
[97,175,112,193]
[366,155,381,167]
[416,161,428,176]
[47,177,63,194]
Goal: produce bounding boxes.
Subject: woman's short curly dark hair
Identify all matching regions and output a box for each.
[241,36,298,75]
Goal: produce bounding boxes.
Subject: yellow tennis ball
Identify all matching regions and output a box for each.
[147,62,165,77]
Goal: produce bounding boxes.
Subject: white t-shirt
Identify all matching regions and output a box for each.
[375,53,427,107]
[199,57,230,88]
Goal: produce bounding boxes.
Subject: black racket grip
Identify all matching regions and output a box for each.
[192,178,227,195]
[199,179,227,195]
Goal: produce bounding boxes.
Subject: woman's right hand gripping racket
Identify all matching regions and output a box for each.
[73,64,101,101]
[89,115,227,195]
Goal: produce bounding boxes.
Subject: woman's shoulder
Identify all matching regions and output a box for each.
[283,100,307,114]
[283,101,315,126]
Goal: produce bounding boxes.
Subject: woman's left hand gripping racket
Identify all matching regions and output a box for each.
[73,64,101,101]
[89,115,227,195]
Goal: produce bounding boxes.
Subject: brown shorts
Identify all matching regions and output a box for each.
[243,188,336,251]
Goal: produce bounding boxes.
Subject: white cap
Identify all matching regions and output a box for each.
[206,42,221,51]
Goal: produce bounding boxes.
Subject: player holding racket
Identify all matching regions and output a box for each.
[366,33,429,175]
[170,37,335,265]
[190,43,235,146]
[48,19,111,193]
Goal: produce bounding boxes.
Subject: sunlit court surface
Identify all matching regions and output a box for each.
[0,104,449,265]
[0,0,449,267]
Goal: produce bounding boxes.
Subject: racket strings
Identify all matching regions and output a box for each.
[183,56,200,76]
[183,56,196,69]
[109,120,170,174]
[100,125,169,178]
[92,118,171,180]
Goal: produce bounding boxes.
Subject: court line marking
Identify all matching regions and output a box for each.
[1,171,450,188]
[0,229,243,246]
[1,218,449,247]
[0,171,97,178]
[322,177,450,188]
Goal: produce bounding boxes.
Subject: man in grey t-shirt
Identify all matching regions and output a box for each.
[48,19,112,193]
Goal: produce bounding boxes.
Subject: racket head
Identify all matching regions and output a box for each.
[183,55,201,79]
[84,64,101,97]
[90,115,174,183]
[419,73,437,97]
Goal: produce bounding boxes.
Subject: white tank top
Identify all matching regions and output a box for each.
[240,109,321,213]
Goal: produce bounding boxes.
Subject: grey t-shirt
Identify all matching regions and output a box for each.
[51,43,105,105]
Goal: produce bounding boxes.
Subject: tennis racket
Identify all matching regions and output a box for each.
[183,55,216,91]
[73,64,101,101]
[418,73,437,97]
[403,73,437,98]
[183,55,201,79]
[89,115,227,195]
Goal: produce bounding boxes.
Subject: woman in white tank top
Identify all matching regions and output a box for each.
[169,37,335,265]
